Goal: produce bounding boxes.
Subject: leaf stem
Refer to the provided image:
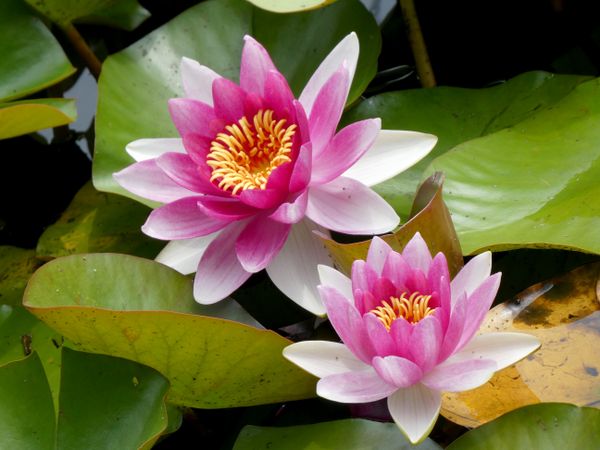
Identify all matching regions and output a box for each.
[398,0,436,88]
[61,23,102,79]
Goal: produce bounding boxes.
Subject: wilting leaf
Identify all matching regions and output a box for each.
[93,0,380,202]
[36,182,162,260]
[0,247,41,306]
[24,253,316,408]
[233,419,442,450]
[442,263,600,427]
[0,0,75,102]
[0,99,76,140]
[321,172,463,277]
[446,403,600,450]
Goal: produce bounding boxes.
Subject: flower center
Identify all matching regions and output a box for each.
[370,292,434,330]
[206,109,296,195]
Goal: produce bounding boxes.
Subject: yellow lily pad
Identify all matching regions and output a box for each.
[0,99,76,140]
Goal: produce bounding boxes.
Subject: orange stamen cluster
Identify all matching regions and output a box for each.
[370,292,434,330]
[207,109,296,194]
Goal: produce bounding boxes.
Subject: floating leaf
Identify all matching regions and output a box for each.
[233,419,442,450]
[0,0,75,102]
[441,263,600,427]
[24,0,150,29]
[36,182,162,260]
[0,99,76,140]
[0,354,55,450]
[244,0,336,13]
[321,172,463,277]
[0,247,41,306]
[446,404,600,450]
[343,72,590,218]
[24,253,316,408]
[93,0,380,202]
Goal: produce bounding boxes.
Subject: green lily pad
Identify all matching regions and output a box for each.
[93,0,380,202]
[343,71,590,219]
[0,354,55,450]
[36,182,162,260]
[24,253,316,408]
[0,246,41,306]
[57,348,169,450]
[245,0,337,13]
[233,419,442,450]
[0,99,76,140]
[0,0,75,102]
[446,404,600,450]
[24,0,150,29]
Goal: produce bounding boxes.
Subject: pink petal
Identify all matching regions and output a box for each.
[308,66,350,158]
[366,236,394,275]
[317,265,353,300]
[181,133,212,166]
[194,222,252,304]
[168,98,224,138]
[155,152,210,194]
[126,138,185,162]
[265,219,332,315]
[283,341,369,378]
[448,332,541,371]
[364,313,396,356]
[263,70,295,122]
[438,291,468,362]
[319,285,375,364]
[212,78,246,124]
[355,289,379,315]
[390,317,414,359]
[293,100,310,146]
[197,196,258,220]
[455,273,501,351]
[401,232,433,273]
[180,57,220,105]
[299,32,359,117]
[317,369,397,403]
[372,355,423,388]
[387,384,441,444]
[421,358,496,392]
[311,118,381,185]
[268,190,308,224]
[351,260,378,294]
[382,251,411,289]
[240,35,277,97]
[306,177,399,235]
[372,277,396,303]
[289,145,312,193]
[155,234,219,275]
[239,187,286,209]
[343,130,437,187]
[450,251,492,305]
[113,159,195,203]
[235,216,291,272]
[142,196,229,240]
[410,315,443,372]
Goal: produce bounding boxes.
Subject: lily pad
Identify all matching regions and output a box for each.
[245,0,336,13]
[93,0,380,201]
[343,71,590,219]
[24,253,316,407]
[233,419,442,450]
[36,182,162,260]
[446,403,600,450]
[441,262,600,427]
[0,0,75,102]
[0,246,41,306]
[320,172,463,277]
[0,99,77,140]
[24,0,150,29]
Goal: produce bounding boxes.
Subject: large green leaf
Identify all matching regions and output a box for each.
[93,0,380,202]
[0,354,55,450]
[429,77,600,254]
[24,0,150,29]
[343,71,590,219]
[56,348,169,450]
[24,253,316,407]
[0,0,75,102]
[233,419,442,450]
[0,99,76,140]
[446,404,600,450]
[245,0,337,13]
[36,182,162,260]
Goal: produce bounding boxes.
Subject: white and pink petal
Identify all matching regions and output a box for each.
[387,384,442,444]
[283,340,369,378]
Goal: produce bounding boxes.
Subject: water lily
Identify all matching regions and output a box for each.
[114,33,437,315]
[283,233,541,443]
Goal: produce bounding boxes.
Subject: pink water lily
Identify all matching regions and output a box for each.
[283,233,540,443]
[114,33,437,315]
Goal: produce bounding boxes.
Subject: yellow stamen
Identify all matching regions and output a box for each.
[370,292,434,330]
[206,109,296,194]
